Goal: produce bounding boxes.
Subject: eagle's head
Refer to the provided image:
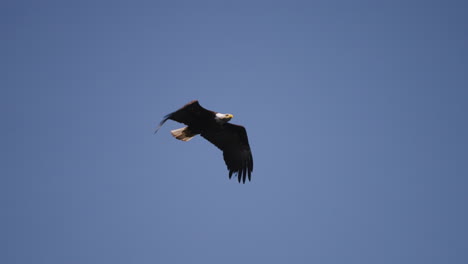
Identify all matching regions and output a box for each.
[215,113,234,124]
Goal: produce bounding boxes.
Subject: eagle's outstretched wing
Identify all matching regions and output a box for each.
[201,123,253,183]
[154,100,213,133]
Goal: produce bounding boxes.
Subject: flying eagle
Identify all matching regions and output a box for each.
[155,100,253,183]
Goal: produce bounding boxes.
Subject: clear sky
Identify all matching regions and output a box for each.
[3,0,468,263]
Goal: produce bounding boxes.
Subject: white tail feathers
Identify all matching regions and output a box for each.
[170,127,197,141]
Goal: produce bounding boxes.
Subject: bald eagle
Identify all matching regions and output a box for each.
[155,100,253,183]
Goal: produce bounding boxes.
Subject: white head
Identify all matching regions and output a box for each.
[215,113,234,124]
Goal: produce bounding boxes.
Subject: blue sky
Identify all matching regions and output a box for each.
[3,0,468,263]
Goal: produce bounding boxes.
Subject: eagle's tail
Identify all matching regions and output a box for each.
[171,127,197,142]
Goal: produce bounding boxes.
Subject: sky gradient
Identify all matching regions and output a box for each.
[3,1,468,263]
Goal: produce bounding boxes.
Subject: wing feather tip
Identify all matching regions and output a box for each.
[154,113,172,134]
